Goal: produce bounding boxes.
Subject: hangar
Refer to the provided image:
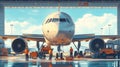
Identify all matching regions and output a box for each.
[0,0,120,35]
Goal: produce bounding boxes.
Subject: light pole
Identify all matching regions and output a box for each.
[10,24,13,34]
[108,24,111,35]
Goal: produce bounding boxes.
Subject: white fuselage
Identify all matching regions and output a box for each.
[42,12,75,46]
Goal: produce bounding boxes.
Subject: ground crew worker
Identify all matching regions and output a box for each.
[49,49,53,60]
[70,47,73,57]
[24,48,29,61]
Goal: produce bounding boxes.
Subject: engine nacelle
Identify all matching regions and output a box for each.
[89,38,105,53]
[12,38,27,54]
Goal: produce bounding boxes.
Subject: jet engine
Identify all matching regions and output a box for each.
[12,38,27,54]
[89,38,105,53]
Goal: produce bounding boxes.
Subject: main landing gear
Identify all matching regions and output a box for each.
[73,41,83,58]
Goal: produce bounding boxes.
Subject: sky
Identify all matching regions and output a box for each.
[4,7,117,52]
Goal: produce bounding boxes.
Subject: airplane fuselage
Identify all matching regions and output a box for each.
[42,12,75,46]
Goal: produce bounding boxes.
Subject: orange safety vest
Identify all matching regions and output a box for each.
[24,49,29,54]
[70,48,73,52]
[30,52,38,58]
[49,49,52,54]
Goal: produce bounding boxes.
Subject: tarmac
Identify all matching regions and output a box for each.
[0,55,120,67]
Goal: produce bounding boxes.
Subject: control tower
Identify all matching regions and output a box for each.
[0,0,120,35]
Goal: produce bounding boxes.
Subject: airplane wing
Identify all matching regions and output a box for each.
[94,35,120,39]
[0,34,45,42]
[0,35,23,40]
[72,34,120,42]
[1,34,120,42]
[23,34,45,42]
[72,34,95,41]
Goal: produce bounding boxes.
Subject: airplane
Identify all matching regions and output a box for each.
[0,11,120,58]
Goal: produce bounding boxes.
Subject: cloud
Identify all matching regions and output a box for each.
[75,13,117,35]
[5,21,42,35]
[22,25,42,34]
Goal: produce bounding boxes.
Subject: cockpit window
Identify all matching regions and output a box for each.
[45,18,52,24]
[49,19,52,22]
[45,18,70,24]
[52,18,66,22]
[53,18,59,22]
[46,19,49,23]
[60,18,66,22]
[66,18,70,23]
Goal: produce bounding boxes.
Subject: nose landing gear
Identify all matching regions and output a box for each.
[55,45,64,60]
